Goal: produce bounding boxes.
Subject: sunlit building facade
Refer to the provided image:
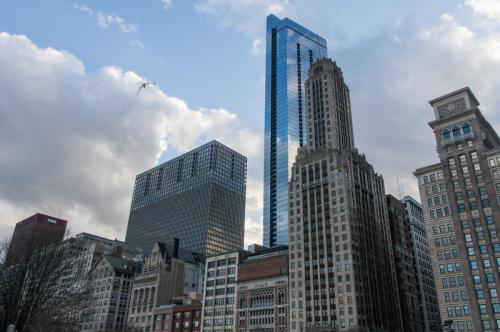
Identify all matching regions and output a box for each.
[415,87,500,331]
[263,14,327,247]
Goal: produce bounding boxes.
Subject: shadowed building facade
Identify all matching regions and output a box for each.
[288,59,402,331]
[125,140,247,256]
[5,213,67,266]
[263,14,327,247]
[415,87,500,331]
[402,196,441,331]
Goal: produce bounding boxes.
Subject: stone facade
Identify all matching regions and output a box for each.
[80,255,138,332]
[415,87,500,331]
[236,249,288,332]
[288,58,402,332]
[128,242,204,332]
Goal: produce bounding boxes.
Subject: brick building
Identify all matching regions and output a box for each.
[153,295,202,332]
[236,246,288,332]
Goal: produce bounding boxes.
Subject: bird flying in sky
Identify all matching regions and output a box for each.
[137,82,156,94]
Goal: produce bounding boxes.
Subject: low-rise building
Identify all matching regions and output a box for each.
[236,246,288,332]
[201,245,288,332]
[128,240,204,332]
[153,295,202,332]
[80,254,139,332]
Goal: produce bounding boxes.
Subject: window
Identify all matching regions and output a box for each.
[453,126,461,137]
[470,260,478,270]
[462,123,471,134]
[483,320,491,330]
[480,245,488,254]
[490,288,498,298]
[486,273,495,283]
[457,204,466,213]
[443,129,451,141]
[468,247,475,256]
[477,289,485,299]
[456,192,463,200]
[487,216,495,225]
[473,275,481,284]
[482,199,491,208]
[490,229,497,239]
[479,304,488,314]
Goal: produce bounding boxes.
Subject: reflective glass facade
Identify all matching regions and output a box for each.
[125,140,247,256]
[263,15,327,247]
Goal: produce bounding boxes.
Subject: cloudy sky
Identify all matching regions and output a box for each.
[1,0,500,247]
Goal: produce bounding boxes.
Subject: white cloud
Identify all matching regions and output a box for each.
[162,0,173,10]
[97,13,137,33]
[73,4,138,34]
[130,40,145,49]
[73,3,93,15]
[465,0,500,21]
[244,217,263,248]
[195,0,293,56]
[0,32,261,243]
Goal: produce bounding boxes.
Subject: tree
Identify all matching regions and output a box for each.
[0,232,90,332]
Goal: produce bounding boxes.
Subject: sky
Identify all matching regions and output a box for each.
[1,0,500,247]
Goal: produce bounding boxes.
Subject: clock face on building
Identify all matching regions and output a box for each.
[447,103,456,112]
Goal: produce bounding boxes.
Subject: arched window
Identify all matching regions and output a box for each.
[462,123,471,135]
[442,129,451,141]
[452,126,461,137]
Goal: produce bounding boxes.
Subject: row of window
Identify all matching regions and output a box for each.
[435,235,456,247]
[439,262,462,273]
[464,229,498,242]
[457,199,491,212]
[446,304,470,317]
[207,257,238,269]
[441,276,465,288]
[432,223,455,234]
[430,205,450,219]
[470,258,498,270]
[442,123,472,142]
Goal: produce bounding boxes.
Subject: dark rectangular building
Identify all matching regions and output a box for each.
[6,213,67,266]
[125,140,247,256]
[386,194,423,332]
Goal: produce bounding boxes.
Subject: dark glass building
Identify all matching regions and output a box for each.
[263,14,327,247]
[125,140,247,256]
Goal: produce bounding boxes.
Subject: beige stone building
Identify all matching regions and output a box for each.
[415,87,500,331]
[288,58,402,331]
[128,241,204,332]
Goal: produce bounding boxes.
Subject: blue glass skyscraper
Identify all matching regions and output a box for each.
[263,15,327,247]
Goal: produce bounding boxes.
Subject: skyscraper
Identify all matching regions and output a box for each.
[415,87,500,331]
[288,59,402,331]
[263,14,327,247]
[6,213,67,266]
[402,196,441,331]
[125,140,247,256]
